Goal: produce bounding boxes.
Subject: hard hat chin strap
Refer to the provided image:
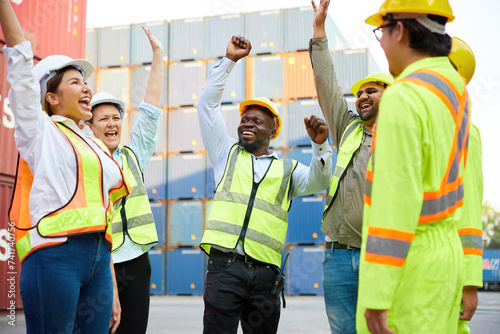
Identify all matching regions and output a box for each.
[390,13,446,35]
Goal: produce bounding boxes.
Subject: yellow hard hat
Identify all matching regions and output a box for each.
[365,0,454,27]
[449,37,475,85]
[239,97,281,140]
[351,72,394,96]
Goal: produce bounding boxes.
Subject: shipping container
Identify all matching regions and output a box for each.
[345,95,358,115]
[167,107,204,153]
[130,21,169,65]
[149,249,166,295]
[166,248,206,295]
[245,10,284,55]
[86,69,96,94]
[283,51,316,100]
[206,14,245,59]
[0,52,17,178]
[129,109,167,154]
[220,103,285,149]
[286,245,324,295]
[97,25,131,68]
[284,6,349,52]
[96,67,131,107]
[167,153,206,200]
[144,155,167,201]
[0,0,87,60]
[207,58,245,104]
[169,18,206,61]
[0,179,23,310]
[285,99,331,147]
[168,60,206,107]
[85,28,98,67]
[286,195,326,245]
[247,55,283,100]
[483,249,500,285]
[167,200,203,247]
[150,202,167,248]
[130,65,168,109]
[331,49,369,95]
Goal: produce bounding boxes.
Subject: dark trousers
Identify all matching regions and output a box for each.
[203,250,281,334]
[113,252,152,334]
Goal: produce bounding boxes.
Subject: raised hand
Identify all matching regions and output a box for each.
[311,0,330,38]
[142,25,164,55]
[304,115,329,144]
[225,35,252,63]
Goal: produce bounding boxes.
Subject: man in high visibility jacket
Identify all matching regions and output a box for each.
[449,36,484,334]
[87,26,163,334]
[357,1,469,333]
[198,35,333,334]
[309,1,393,333]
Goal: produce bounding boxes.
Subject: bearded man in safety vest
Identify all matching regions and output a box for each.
[309,1,394,333]
[198,35,333,334]
[357,0,470,333]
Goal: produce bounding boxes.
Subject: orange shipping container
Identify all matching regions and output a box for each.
[284,51,317,100]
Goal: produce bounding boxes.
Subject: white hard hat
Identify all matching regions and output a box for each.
[34,55,94,108]
[90,92,126,118]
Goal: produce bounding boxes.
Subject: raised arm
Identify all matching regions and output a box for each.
[0,0,25,47]
[142,26,164,107]
[310,0,355,146]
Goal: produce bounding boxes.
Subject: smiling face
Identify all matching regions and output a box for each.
[237,107,276,156]
[355,82,386,125]
[88,104,122,154]
[46,69,92,123]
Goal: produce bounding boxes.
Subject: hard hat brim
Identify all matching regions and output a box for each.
[351,73,394,96]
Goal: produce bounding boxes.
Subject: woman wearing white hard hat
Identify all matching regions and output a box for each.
[1,1,129,333]
[86,26,164,334]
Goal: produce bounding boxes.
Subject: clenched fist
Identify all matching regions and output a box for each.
[304,115,329,144]
[226,35,252,63]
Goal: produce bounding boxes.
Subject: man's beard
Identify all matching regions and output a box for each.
[238,139,267,153]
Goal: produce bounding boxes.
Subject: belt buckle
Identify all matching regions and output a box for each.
[244,255,254,265]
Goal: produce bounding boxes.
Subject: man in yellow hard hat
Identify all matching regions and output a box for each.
[197,35,333,334]
[309,1,393,332]
[357,0,469,333]
[449,36,484,334]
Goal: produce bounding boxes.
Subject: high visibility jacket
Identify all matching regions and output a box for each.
[323,119,363,220]
[200,144,298,267]
[9,122,129,263]
[111,147,158,252]
[357,57,469,333]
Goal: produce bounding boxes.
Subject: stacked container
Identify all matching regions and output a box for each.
[83,6,375,296]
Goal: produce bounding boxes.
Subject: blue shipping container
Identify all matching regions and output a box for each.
[168,61,206,107]
[150,202,167,248]
[98,25,131,68]
[167,107,204,153]
[167,153,206,200]
[245,10,284,54]
[97,67,130,108]
[286,246,324,295]
[207,58,245,104]
[166,248,207,295]
[249,55,283,100]
[285,99,332,147]
[149,249,166,295]
[206,14,245,59]
[331,49,369,95]
[130,21,169,65]
[287,196,326,245]
[168,200,203,247]
[483,249,500,282]
[170,18,205,61]
[144,155,167,201]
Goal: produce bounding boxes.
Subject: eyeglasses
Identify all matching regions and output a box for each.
[372,22,396,42]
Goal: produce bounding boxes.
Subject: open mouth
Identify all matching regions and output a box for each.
[242,130,255,138]
[105,130,118,140]
[359,102,372,111]
[79,97,91,111]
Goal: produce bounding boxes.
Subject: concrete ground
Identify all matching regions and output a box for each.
[1,292,499,333]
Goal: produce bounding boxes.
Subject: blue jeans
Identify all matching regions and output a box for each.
[323,248,360,334]
[20,233,113,334]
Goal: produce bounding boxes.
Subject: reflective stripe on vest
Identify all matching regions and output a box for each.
[200,144,297,267]
[9,122,128,263]
[111,147,158,251]
[457,228,482,256]
[323,119,364,220]
[402,70,469,224]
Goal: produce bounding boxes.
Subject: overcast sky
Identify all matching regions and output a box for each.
[87,0,500,209]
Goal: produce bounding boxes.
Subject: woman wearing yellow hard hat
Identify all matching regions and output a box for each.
[357,0,470,333]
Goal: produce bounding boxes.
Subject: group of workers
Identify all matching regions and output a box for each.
[1,0,483,333]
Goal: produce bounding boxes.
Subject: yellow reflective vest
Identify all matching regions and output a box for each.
[201,144,298,267]
[9,122,129,263]
[323,119,363,220]
[111,147,158,252]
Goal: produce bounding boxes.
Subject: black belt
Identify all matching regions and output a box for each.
[210,248,263,265]
[326,241,359,250]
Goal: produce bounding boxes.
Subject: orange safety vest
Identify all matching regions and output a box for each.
[9,121,129,263]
